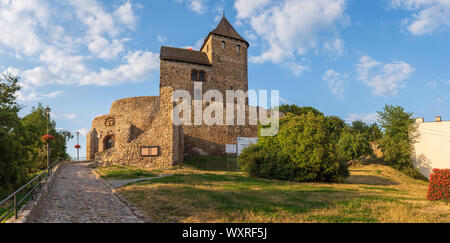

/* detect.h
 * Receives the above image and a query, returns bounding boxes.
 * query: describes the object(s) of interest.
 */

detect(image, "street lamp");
[45,107,51,169]
[76,131,80,161]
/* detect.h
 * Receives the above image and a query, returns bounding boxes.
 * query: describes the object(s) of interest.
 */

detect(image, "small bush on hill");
[239,113,349,183]
[427,169,450,201]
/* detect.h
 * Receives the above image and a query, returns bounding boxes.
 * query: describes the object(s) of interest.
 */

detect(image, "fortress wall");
[94,87,183,168]
[110,96,160,130]
[182,104,259,156]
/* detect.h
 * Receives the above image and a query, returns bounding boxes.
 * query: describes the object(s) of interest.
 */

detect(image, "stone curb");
[107,175,174,189]
[6,162,65,223]
[91,167,150,223]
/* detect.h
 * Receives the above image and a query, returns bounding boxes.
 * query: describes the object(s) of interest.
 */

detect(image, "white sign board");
[226,145,237,154]
[237,137,258,155]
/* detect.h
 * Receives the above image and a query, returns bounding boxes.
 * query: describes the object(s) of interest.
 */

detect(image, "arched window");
[237,45,241,53]
[221,41,225,49]
[191,70,198,81]
[199,71,206,82]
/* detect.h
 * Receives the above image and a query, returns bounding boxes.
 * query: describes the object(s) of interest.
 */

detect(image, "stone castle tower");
[87,17,258,167]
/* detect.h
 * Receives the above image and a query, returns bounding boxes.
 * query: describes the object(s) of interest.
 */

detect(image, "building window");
[199,71,206,82]
[237,45,241,53]
[191,70,198,81]
[140,146,160,157]
[221,41,225,49]
[207,45,209,52]
[192,70,206,82]
[105,119,115,127]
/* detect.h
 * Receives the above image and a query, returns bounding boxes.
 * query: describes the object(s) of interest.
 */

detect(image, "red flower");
[41,134,55,143]
[75,145,81,149]
[427,169,450,201]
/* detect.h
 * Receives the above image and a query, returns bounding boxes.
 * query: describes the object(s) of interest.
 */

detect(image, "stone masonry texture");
[87,17,258,167]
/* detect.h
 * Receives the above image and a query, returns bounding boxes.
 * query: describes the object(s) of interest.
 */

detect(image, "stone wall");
[93,87,183,168]
[86,96,160,160]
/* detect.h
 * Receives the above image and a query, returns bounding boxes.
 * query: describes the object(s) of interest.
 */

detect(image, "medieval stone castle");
[86,17,259,167]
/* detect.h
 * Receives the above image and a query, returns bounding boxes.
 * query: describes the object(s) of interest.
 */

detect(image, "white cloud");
[176,0,208,14]
[235,0,349,71]
[356,56,414,96]
[16,84,63,102]
[157,35,168,44]
[345,113,378,124]
[390,0,450,35]
[78,128,89,136]
[65,114,77,120]
[322,38,345,56]
[0,0,48,56]
[234,0,271,19]
[280,97,294,104]
[323,69,346,98]
[114,1,137,29]
[0,0,159,101]
[80,51,159,86]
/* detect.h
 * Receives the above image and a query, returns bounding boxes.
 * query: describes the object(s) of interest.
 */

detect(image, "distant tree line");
[0,74,72,198]
[239,104,425,183]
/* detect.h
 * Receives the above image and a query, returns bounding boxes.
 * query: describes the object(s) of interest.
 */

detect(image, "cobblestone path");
[32,163,143,223]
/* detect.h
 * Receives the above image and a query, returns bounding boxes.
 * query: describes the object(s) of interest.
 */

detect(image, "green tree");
[377,105,424,179]
[0,74,73,197]
[325,116,347,143]
[21,104,73,171]
[337,129,373,162]
[279,104,324,117]
[0,74,27,197]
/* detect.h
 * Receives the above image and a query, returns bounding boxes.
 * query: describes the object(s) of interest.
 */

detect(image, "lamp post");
[45,107,51,169]
[76,131,80,161]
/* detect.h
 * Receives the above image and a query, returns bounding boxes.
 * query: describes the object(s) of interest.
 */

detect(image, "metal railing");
[0,159,63,222]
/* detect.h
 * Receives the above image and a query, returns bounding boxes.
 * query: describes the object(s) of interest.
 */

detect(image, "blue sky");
[1,0,450,158]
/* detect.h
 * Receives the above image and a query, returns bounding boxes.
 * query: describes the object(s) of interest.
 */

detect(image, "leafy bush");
[239,113,349,183]
[427,169,450,201]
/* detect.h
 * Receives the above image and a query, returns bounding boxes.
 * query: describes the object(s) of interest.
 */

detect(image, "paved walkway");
[107,175,173,189]
[32,163,143,223]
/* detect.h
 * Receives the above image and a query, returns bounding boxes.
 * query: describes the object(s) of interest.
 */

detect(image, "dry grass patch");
[116,163,450,223]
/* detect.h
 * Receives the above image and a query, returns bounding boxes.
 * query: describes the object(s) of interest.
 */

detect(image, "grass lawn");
[110,159,450,223]
[95,166,158,180]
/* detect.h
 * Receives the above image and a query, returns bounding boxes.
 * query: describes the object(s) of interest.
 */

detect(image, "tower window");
[221,41,225,49]
[237,45,241,53]
[199,71,206,82]
[191,70,198,81]
[191,70,206,82]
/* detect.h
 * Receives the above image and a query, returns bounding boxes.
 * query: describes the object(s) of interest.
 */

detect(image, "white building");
[414,116,450,177]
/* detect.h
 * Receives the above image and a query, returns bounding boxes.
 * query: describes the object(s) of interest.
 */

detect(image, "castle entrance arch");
[104,135,115,151]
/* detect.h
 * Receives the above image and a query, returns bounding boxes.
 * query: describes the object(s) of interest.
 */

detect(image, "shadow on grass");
[125,173,402,223]
[183,156,240,172]
[345,175,399,186]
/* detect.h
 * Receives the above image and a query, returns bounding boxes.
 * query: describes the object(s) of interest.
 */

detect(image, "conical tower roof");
[211,17,248,45]
[201,17,249,50]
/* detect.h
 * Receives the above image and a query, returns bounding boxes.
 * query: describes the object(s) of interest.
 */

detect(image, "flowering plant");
[41,135,55,143]
[75,145,81,149]
[427,169,450,201]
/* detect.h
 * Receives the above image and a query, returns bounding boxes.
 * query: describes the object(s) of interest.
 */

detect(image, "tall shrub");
[239,113,349,183]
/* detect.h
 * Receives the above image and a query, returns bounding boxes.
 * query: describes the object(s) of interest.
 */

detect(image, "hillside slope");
[112,163,450,223]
